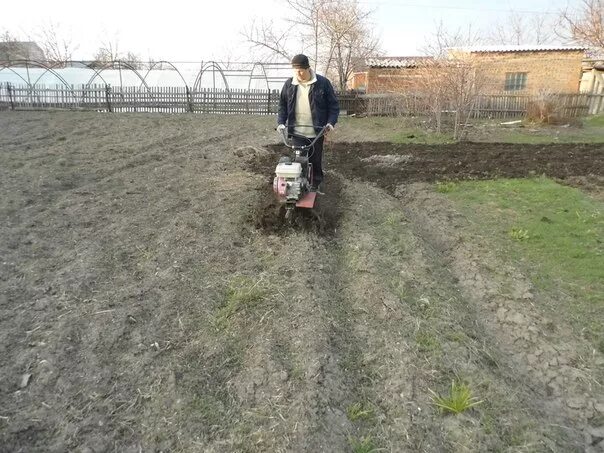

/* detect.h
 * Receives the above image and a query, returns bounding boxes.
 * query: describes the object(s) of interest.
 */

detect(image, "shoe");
[311,182,325,195]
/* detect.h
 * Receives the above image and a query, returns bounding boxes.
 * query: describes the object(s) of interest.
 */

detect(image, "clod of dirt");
[19,373,32,389]
[234,146,270,159]
[361,154,413,166]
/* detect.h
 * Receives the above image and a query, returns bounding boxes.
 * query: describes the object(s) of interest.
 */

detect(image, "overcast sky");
[1,0,576,62]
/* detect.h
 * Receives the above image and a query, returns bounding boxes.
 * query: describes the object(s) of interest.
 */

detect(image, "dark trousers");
[292,135,324,187]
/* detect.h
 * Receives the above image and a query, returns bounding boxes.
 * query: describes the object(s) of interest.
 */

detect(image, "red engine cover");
[273,176,287,197]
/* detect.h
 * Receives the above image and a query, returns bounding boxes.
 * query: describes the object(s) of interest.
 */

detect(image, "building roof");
[365,56,432,68]
[456,45,586,53]
[0,41,45,61]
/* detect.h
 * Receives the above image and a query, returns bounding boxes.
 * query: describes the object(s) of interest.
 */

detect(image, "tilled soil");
[1,112,603,453]
[266,141,604,192]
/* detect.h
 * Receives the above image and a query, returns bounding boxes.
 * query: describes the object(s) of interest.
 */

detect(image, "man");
[277,54,339,192]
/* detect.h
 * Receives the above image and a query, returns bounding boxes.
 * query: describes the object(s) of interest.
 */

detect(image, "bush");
[526,89,563,124]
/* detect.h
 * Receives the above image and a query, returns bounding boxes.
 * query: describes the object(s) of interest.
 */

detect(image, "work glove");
[277,124,286,132]
[325,123,334,132]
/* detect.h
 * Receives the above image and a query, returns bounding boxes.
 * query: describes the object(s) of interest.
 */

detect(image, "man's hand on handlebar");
[325,123,334,132]
[277,124,286,133]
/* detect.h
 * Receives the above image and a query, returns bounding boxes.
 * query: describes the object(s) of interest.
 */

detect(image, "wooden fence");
[1,83,603,117]
[0,84,281,114]
[354,92,603,118]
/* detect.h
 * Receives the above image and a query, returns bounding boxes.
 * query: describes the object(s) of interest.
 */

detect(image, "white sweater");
[293,71,317,137]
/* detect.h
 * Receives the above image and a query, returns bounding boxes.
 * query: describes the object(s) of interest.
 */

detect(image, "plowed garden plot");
[1,112,603,453]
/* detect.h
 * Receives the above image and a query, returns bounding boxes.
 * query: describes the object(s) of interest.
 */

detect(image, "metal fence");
[1,83,603,117]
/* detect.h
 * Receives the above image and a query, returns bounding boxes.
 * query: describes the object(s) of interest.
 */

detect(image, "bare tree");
[319,0,381,90]
[94,40,120,62]
[242,0,381,88]
[242,19,291,62]
[418,22,486,140]
[36,22,78,65]
[286,0,325,67]
[124,52,143,69]
[488,11,556,45]
[559,0,604,48]
[1,30,18,43]
[421,21,482,58]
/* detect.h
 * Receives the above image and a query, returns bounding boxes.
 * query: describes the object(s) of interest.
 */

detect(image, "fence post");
[267,89,271,115]
[186,86,194,113]
[7,83,15,110]
[105,84,113,112]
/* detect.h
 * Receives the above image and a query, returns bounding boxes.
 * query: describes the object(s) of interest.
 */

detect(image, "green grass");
[583,114,604,128]
[347,402,376,422]
[391,128,454,144]
[508,227,530,241]
[337,115,604,144]
[215,276,268,328]
[476,115,604,144]
[349,436,379,453]
[416,330,441,353]
[429,380,483,414]
[435,181,458,193]
[442,177,604,349]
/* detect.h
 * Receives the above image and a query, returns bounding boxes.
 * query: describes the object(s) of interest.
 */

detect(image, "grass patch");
[391,128,454,144]
[444,177,604,349]
[466,116,604,143]
[435,181,458,193]
[583,114,604,128]
[508,227,530,241]
[215,276,268,328]
[429,380,483,415]
[347,401,375,422]
[349,435,379,453]
[416,330,441,353]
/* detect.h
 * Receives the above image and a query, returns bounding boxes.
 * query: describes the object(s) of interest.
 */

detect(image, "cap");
[291,54,310,69]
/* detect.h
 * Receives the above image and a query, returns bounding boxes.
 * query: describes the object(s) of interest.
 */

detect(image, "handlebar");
[278,125,329,151]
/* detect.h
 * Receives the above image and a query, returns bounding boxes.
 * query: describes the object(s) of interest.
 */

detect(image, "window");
[504,72,527,91]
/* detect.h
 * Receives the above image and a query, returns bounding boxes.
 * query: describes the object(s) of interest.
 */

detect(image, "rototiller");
[273,125,328,220]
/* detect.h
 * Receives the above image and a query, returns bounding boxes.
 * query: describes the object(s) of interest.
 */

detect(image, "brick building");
[348,57,432,93]
[352,46,586,95]
[459,45,586,94]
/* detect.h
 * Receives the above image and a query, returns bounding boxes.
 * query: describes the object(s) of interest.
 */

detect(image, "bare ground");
[1,112,603,452]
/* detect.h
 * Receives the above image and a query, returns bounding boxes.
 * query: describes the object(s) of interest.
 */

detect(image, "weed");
[416,331,441,353]
[349,436,379,453]
[435,181,458,193]
[347,402,375,422]
[508,227,530,241]
[290,365,305,381]
[187,394,226,426]
[383,211,406,227]
[429,380,483,414]
[390,281,406,303]
[215,276,267,328]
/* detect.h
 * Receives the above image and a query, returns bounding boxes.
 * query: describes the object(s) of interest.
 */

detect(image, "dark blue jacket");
[277,73,340,133]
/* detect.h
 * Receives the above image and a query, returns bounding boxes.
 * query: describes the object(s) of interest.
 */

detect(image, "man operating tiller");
[277,54,340,194]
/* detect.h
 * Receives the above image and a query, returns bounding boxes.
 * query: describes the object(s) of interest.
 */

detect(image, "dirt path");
[1,112,603,452]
